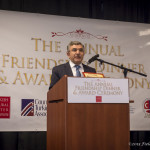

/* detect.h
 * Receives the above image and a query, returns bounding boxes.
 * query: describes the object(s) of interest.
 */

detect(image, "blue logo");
[21,99,34,116]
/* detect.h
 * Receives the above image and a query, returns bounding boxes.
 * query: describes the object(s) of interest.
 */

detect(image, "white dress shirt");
[69,61,84,77]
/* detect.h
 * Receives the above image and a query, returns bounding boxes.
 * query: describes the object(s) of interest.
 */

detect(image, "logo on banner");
[0,96,10,119]
[96,96,102,102]
[21,99,47,117]
[21,99,34,116]
[143,98,150,118]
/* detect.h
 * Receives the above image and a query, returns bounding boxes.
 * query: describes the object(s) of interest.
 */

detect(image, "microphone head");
[87,54,99,64]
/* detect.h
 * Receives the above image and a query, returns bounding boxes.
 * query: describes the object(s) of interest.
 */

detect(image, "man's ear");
[67,51,70,56]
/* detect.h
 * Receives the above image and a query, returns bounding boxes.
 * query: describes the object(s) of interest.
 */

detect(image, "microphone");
[87,54,99,64]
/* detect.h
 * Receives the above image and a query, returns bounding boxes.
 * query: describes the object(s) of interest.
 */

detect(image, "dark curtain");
[0,0,150,23]
[0,132,46,150]
[0,131,150,150]
[0,0,150,150]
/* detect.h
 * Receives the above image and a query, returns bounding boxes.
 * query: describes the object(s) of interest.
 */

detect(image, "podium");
[47,75,130,150]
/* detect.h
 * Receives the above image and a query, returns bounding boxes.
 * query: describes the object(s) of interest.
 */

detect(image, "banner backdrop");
[0,10,150,131]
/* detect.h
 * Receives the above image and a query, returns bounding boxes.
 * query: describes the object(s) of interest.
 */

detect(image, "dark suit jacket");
[49,62,96,89]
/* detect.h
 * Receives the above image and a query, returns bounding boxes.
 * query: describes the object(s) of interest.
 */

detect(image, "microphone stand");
[96,58,147,78]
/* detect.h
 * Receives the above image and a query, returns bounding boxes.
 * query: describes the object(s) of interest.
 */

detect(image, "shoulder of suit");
[83,63,96,71]
[52,62,69,69]
[83,63,94,69]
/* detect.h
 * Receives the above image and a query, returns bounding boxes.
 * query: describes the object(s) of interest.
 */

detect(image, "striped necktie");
[75,65,81,77]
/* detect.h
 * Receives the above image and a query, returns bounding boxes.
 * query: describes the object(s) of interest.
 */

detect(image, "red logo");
[0,97,10,118]
[144,99,150,113]
[96,96,102,103]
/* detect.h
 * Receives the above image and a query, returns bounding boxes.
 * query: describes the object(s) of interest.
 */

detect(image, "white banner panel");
[68,77,129,103]
[0,10,150,131]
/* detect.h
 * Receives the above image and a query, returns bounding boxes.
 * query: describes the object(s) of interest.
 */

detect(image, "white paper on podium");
[68,77,129,103]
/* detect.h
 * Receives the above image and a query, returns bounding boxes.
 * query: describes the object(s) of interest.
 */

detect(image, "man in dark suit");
[49,41,96,89]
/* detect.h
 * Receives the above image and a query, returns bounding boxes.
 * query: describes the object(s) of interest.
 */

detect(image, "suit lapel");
[64,62,73,76]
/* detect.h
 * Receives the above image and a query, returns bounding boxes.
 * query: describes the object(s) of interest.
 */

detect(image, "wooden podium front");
[47,76,130,150]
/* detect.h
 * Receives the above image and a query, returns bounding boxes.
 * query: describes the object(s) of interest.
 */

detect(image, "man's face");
[67,44,85,65]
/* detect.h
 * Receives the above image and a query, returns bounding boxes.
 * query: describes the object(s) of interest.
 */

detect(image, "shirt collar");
[69,60,83,69]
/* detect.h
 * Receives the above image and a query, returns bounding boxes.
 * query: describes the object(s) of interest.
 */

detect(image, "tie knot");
[75,65,81,69]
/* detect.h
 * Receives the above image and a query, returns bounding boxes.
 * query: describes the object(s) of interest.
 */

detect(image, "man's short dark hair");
[67,41,84,52]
